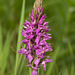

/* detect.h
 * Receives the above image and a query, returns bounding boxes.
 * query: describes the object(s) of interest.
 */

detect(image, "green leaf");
[1,32,11,75]
[0,24,2,54]
[14,0,26,75]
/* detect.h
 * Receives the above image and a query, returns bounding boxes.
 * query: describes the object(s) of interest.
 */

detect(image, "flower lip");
[18,48,27,54]
[32,70,37,75]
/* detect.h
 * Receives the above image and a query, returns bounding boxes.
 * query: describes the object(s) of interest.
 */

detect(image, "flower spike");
[18,0,53,75]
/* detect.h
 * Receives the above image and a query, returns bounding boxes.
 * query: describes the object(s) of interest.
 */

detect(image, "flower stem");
[38,68,39,75]
[29,67,32,75]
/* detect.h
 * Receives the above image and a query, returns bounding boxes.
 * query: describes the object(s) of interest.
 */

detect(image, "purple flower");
[34,58,40,67]
[41,59,53,71]
[43,22,49,26]
[32,70,37,75]
[18,48,27,54]
[18,1,53,75]
[27,54,33,63]
[35,36,40,46]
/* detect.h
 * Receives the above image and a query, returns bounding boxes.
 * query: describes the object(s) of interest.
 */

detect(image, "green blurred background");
[0,0,75,75]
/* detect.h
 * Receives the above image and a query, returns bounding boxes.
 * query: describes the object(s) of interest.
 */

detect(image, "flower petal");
[27,54,33,63]
[34,58,40,67]
[32,70,37,75]
[43,64,46,71]
[18,48,27,54]
[35,36,40,46]
[43,22,49,26]
[44,59,53,63]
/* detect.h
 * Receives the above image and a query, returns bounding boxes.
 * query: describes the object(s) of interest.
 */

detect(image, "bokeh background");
[0,0,75,75]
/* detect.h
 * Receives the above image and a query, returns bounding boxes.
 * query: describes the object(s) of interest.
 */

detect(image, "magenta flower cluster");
[18,7,53,75]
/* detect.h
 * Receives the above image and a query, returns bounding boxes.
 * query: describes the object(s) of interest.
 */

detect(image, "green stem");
[29,67,32,75]
[38,68,39,75]
[32,51,45,66]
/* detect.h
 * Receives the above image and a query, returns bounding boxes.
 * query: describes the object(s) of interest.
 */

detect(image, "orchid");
[18,0,53,75]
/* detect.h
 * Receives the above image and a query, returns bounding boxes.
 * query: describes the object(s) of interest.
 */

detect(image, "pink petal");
[32,70,37,75]
[18,48,27,54]
[34,58,40,67]
[43,22,49,26]
[43,64,46,71]
[35,36,40,45]
[27,54,33,63]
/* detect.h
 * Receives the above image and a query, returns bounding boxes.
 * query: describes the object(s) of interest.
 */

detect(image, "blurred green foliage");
[0,0,75,75]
